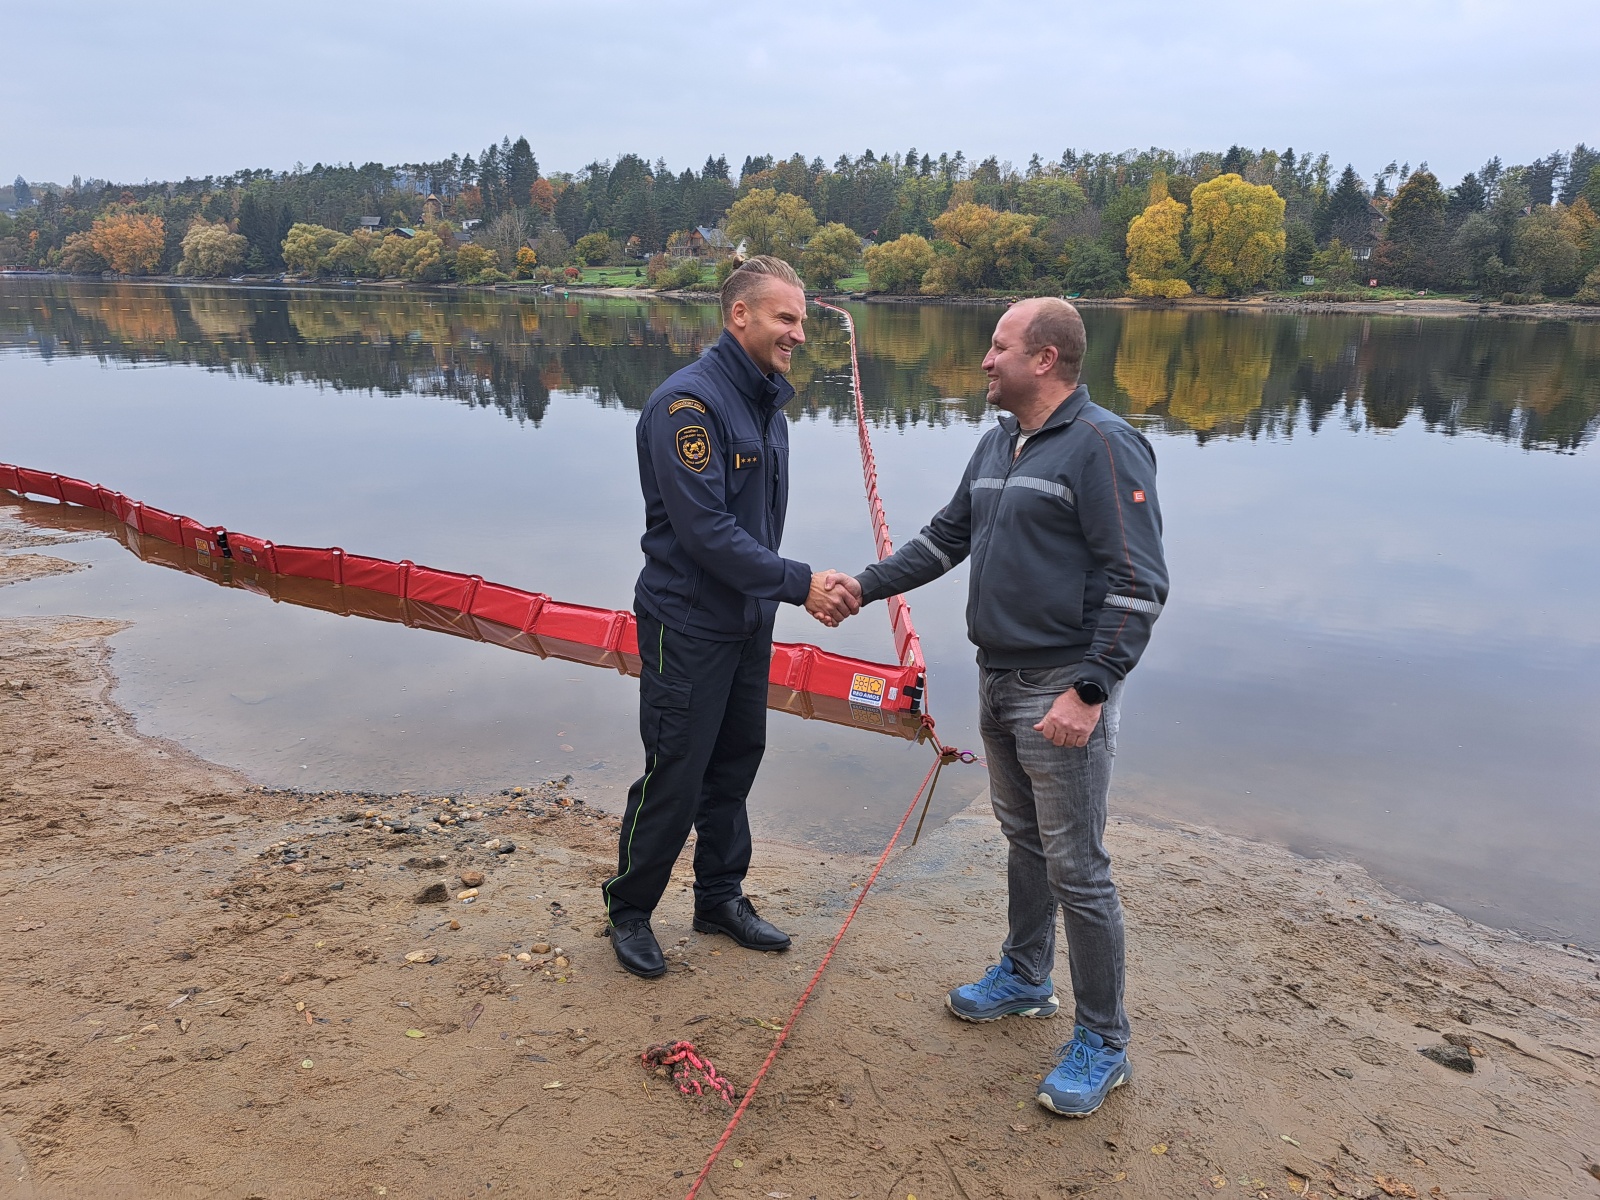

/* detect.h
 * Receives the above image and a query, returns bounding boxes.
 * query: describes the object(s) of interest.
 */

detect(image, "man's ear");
[729,299,748,329]
[1035,345,1060,376]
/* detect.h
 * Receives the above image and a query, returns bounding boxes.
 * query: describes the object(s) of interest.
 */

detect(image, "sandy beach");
[3,534,1598,1200]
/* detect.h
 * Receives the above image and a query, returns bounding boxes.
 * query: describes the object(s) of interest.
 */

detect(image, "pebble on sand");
[459,870,486,888]
[413,881,450,904]
[1419,1044,1475,1073]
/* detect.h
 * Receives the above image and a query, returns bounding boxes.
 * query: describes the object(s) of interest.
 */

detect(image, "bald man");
[824,299,1168,1118]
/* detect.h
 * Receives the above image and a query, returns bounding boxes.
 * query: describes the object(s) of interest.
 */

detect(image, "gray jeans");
[979,665,1129,1049]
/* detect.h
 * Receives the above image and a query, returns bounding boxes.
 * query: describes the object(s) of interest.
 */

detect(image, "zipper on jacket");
[763,403,776,545]
[968,425,1023,622]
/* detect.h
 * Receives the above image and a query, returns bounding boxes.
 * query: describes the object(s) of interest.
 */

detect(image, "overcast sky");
[5,0,1596,188]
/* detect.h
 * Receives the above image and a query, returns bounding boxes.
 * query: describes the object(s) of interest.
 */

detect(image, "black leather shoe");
[610,918,666,978]
[693,897,792,952]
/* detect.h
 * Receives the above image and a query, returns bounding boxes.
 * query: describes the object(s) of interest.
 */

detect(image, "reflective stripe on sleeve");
[908,532,954,573]
[1105,593,1163,616]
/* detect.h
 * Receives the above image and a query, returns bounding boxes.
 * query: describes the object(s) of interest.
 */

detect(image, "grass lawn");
[577,265,650,287]
[826,269,870,294]
[1271,283,1482,302]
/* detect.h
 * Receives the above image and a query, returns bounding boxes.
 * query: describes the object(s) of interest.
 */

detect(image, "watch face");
[1074,680,1107,706]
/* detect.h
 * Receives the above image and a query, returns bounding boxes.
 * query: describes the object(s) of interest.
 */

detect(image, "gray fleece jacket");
[857,385,1168,693]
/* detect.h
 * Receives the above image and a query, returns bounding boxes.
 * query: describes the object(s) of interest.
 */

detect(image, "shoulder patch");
[675,425,712,473]
[668,396,707,416]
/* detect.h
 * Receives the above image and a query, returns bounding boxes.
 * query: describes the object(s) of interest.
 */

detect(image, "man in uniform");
[821,298,1168,1117]
[603,255,857,979]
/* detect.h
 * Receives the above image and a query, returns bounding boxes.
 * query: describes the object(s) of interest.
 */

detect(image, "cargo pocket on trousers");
[641,672,692,760]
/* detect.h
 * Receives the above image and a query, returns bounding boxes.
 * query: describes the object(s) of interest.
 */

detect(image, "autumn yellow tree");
[454,243,499,282]
[323,230,379,277]
[1125,176,1191,298]
[371,231,446,282]
[922,203,1041,294]
[281,223,342,275]
[82,212,165,275]
[177,220,248,277]
[800,222,862,290]
[723,188,818,263]
[863,234,935,294]
[1188,173,1286,296]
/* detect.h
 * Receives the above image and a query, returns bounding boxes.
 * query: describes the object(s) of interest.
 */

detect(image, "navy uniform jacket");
[634,332,811,641]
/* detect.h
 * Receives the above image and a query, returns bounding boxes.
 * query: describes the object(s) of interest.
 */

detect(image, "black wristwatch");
[1071,679,1108,706]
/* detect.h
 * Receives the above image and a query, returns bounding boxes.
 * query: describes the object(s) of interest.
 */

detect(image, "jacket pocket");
[640,671,693,760]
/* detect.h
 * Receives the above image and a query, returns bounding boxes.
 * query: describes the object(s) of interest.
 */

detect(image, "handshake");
[805,570,863,628]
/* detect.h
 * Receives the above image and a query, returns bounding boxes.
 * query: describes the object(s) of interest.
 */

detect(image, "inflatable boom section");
[1,464,926,741]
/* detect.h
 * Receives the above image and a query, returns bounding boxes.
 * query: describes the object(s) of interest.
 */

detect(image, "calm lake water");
[3,279,1598,945]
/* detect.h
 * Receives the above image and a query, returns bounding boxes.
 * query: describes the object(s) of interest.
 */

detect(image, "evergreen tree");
[1522,152,1564,208]
[238,193,273,271]
[13,176,32,207]
[1317,165,1372,248]
[1376,170,1453,287]
[1560,144,1599,205]
[1446,174,1486,225]
[478,145,503,215]
[505,137,539,208]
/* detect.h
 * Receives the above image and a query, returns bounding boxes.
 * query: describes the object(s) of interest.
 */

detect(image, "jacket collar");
[709,331,795,410]
[995,384,1090,437]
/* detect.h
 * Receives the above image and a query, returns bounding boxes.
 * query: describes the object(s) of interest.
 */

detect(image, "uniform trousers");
[601,608,772,926]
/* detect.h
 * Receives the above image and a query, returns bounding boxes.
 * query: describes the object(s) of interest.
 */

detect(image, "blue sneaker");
[1037,1026,1131,1117]
[945,956,1060,1022]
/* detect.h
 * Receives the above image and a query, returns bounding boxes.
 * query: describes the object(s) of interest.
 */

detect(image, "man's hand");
[824,571,862,605]
[806,570,860,627]
[1034,687,1102,748]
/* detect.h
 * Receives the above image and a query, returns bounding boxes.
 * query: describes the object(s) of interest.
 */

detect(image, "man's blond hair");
[720,255,803,322]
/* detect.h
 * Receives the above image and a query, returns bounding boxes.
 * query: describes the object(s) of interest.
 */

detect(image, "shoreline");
[4,534,1599,1197]
[7,269,1599,323]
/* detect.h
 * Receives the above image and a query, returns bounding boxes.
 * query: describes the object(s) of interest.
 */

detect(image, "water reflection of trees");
[1099,309,1600,451]
[2,281,1596,452]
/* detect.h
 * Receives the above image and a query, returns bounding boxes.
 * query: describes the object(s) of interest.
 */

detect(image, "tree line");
[2,139,1597,302]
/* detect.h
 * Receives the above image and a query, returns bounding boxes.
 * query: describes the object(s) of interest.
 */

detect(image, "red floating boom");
[1,462,925,724]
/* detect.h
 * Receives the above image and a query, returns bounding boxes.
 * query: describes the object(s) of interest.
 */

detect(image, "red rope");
[642,1041,739,1105]
[683,746,946,1199]
[813,300,927,679]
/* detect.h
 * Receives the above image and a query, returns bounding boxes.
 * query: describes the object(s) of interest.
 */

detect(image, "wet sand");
[3,543,1599,1199]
